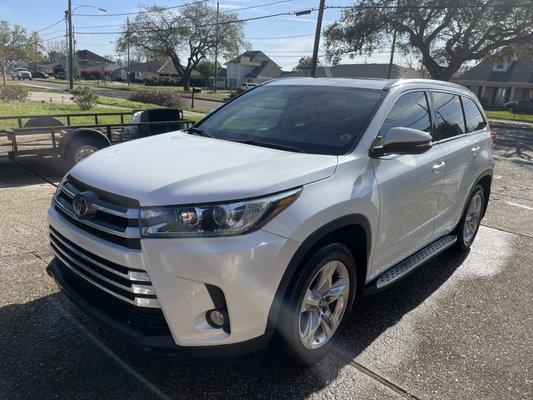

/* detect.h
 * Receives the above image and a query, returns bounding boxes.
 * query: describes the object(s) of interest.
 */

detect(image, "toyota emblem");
[72,192,97,219]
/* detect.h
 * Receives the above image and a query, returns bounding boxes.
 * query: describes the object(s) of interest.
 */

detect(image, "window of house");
[432,92,466,141]
[381,91,432,136]
[462,97,487,132]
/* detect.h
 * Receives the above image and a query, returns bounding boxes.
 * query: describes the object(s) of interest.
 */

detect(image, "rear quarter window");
[462,97,487,132]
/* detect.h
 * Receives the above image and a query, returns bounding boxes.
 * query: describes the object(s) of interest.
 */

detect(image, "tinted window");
[196,85,384,155]
[381,91,431,135]
[462,97,486,132]
[432,92,466,140]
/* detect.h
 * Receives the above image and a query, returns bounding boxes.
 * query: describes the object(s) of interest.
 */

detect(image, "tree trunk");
[182,70,191,92]
[1,62,6,85]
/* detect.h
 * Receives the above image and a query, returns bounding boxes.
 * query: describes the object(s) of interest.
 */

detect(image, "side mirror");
[373,127,432,156]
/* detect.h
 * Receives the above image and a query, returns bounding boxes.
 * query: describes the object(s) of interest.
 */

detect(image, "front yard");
[486,110,533,123]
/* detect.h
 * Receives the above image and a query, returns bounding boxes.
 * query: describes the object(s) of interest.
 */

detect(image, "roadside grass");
[486,111,533,123]
[0,100,205,132]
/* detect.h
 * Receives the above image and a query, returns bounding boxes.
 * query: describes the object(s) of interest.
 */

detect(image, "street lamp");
[66,2,107,90]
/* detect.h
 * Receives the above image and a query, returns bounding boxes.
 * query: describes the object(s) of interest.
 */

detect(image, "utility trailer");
[2,108,194,169]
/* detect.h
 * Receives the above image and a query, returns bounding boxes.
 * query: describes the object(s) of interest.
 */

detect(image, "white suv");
[47,78,494,364]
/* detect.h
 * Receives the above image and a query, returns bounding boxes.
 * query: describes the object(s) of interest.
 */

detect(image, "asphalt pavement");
[0,129,532,399]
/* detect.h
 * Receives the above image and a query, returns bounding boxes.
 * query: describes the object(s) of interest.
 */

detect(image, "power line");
[72,0,209,17]
[246,33,314,39]
[220,0,294,13]
[36,18,65,33]
[41,29,66,38]
[327,3,533,9]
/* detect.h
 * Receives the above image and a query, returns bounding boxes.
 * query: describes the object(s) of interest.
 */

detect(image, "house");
[60,49,113,75]
[454,55,533,106]
[215,68,227,88]
[282,63,420,79]
[115,60,162,82]
[225,51,282,89]
[157,60,205,86]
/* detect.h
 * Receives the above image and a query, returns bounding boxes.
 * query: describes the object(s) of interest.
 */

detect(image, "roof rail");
[384,79,467,91]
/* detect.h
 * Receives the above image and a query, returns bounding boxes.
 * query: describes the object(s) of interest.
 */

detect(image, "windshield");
[195,84,384,155]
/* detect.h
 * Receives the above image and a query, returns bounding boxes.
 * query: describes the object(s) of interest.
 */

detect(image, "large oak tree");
[117,2,246,90]
[324,1,533,81]
[0,21,41,84]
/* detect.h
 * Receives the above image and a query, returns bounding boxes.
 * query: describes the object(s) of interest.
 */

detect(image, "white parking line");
[506,201,533,211]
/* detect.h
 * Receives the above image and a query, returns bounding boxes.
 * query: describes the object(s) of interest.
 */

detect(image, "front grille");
[50,227,159,308]
[55,258,170,336]
[53,175,141,249]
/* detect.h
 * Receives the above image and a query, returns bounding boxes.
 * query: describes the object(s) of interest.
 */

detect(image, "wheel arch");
[267,214,371,331]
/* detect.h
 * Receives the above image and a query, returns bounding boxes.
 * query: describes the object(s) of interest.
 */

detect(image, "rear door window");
[462,97,487,132]
[432,92,466,141]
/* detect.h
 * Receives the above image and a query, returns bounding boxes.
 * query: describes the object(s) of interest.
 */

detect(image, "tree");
[0,20,42,84]
[292,56,316,72]
[196,59,222,87]
[117,3,246,91]
[324,1,533,81]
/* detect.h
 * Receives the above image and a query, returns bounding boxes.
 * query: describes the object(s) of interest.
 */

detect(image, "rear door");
[371,91,446,272]
[431,92,490,236]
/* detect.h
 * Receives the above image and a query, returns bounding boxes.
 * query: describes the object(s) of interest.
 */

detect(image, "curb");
[489,119,533,131]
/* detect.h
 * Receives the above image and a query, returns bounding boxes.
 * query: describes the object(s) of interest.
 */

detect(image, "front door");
[371,91,446,273]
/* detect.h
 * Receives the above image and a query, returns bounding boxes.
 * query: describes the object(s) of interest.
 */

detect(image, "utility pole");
[387,28,397,79]
[127,18,131,86]
[213,1,220,91]
[311,0,325,78]
[67,0,74,90]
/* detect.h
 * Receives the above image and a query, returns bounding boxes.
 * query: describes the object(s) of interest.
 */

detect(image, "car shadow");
[1,247,469,399]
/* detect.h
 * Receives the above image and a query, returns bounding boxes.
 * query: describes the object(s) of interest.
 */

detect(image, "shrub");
[80,70,103,80]
[144,77,179,87]
[70,86,98,110]
[129,89,180,107]
[0,85,29,102]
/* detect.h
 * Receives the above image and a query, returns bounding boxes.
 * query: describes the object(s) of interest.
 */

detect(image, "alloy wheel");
[464,192,483,244]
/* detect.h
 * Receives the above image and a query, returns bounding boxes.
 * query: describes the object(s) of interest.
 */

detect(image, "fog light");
[207,309,226,328]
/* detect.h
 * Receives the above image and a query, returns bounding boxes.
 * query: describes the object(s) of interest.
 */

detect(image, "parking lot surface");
[1,127,532,399]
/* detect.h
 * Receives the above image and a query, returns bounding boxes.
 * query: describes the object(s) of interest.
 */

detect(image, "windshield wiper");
[234,139,304,153]
[188,127,214,138]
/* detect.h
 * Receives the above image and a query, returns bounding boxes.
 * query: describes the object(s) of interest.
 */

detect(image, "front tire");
[277,243,356,365]
[456,185,485,250]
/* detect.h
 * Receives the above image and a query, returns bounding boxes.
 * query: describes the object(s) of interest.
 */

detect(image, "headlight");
[52,175,68,205]
[140,188,301,238]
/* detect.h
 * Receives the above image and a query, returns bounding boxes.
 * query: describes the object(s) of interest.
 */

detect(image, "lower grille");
[50,227,158,308]
[55,259,170,336]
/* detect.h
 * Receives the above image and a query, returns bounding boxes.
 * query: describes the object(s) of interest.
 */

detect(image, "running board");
[363,235,457,296]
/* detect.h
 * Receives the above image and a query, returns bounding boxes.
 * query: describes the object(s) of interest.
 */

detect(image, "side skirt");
[363,234,458,296]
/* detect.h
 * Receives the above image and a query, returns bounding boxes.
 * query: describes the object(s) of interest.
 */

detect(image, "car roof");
[265,77,470,93]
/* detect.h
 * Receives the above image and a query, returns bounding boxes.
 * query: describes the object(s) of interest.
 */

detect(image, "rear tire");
[277,242,356,366]
[63,136,108,170]
[455,185,485,250]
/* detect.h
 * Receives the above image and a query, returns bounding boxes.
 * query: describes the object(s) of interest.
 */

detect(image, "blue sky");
[0,0,392,70]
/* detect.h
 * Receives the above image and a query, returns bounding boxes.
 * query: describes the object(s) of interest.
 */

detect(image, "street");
[0,126,531,399]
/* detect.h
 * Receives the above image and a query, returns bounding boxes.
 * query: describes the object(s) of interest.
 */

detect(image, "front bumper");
[48,206,300,352]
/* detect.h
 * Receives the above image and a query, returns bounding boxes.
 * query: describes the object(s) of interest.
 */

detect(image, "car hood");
[70,131,338,206]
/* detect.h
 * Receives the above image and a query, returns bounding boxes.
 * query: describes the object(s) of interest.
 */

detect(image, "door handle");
[432,161,445,172]
[471,146,480,152]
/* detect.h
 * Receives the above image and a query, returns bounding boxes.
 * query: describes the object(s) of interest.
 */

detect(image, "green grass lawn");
[486,110,533,124]
[0,99,205,132]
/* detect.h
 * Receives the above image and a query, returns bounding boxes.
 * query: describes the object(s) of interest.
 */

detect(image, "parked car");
[241,82,258,90]
[47,78,494,365]
[504,98,533,114]
[54,71,67,80]
[31,71,49,79]
[10,68,32,80]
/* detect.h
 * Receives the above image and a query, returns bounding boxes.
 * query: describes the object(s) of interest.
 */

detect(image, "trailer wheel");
[63,136,108,169]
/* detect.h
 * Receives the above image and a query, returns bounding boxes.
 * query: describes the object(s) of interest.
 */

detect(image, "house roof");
[125,60,164,73]
[157,60,203,78]
[227,50,275,66]
[456,55,533,84]
[245,60,282,79]
[76,49,113,64]
[281,63,419,79]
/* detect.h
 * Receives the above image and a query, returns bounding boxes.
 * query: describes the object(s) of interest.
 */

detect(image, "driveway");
[0,130,531,399]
